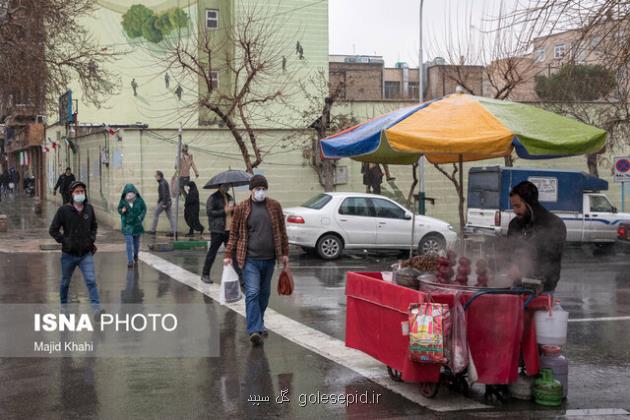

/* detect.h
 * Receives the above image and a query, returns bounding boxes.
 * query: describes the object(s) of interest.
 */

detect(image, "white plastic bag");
[449,294,469,374]
[220,264,242,304]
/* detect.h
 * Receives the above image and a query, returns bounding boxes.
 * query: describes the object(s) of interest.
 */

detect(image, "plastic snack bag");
[408,302,451,364]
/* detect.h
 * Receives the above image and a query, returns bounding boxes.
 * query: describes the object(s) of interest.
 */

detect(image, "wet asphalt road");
[0,252,438,420]
[159,245,630,412]
[1,197,629,418]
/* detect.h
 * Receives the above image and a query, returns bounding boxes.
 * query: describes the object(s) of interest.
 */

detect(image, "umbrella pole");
[409,194,417,258]
[459,154,465,254]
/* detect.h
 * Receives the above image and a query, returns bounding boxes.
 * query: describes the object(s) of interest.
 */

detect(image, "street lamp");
[418,0,426,216]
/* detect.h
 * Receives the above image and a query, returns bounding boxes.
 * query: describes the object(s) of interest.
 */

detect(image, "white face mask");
[253,189,267,202]
[73,194,86,203]
[125,192,136,201]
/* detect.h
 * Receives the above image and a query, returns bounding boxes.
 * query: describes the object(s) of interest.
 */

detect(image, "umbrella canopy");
[203,169,252,189]
[321,93,607,164]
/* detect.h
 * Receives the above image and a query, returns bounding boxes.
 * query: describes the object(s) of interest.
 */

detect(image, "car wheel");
[418,234,446,255]
[317,234,344,260]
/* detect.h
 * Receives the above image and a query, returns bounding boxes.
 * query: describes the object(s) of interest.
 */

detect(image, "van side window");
[590,196,614,213]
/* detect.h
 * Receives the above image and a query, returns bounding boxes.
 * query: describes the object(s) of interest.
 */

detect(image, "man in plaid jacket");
[224,175,289,345]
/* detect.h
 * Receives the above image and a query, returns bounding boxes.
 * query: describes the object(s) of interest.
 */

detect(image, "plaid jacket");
[225,198,289,268]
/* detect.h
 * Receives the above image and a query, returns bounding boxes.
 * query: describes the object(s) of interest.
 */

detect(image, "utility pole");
[418,0,426,216]
[174,122,182,240]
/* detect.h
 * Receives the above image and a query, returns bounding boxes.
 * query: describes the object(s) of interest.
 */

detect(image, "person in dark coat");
[201,184,234,283]
[48,181,103,314]
[148,170,175,236]
[184,181,204,237]
[367,163,383,195]
[53,167,76,203]
[507,181,567,292]
[117,184,147,267]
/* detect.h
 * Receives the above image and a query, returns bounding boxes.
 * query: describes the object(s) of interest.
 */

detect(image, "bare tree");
[508,0,630,175]
[164,3,288,173]
[434,162,466,238]
[0,0,120,117]
[293,70,358,191]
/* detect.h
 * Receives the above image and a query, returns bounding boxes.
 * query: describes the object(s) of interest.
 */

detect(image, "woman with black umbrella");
[184,181,204,237]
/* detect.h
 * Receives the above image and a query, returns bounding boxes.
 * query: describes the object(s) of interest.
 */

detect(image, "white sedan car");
[284,192,458,260]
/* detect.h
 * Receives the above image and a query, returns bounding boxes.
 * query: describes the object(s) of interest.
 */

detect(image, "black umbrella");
[203,170,252,189]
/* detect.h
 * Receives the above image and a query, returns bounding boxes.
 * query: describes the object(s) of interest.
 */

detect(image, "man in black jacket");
[48,181,102,309]
[53,167,76,204]
[201,184,234,283]
[507,181,567,292]
[147,170,175,236]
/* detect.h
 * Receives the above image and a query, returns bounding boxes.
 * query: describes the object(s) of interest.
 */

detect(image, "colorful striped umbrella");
[320,93,607,164]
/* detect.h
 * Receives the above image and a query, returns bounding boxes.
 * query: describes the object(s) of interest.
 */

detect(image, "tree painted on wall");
[121,4,188,44]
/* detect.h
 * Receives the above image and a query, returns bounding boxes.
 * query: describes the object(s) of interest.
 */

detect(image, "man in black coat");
[201,184,234,283]
[49,181,103,312]
[507,181,567,292]
[147,170,175,237]
[53,167,76,203]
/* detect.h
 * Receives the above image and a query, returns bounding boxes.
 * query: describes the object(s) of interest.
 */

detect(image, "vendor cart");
[345,271,548,399]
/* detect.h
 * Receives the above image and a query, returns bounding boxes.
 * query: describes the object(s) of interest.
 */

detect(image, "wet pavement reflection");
[157,245,630,413]
[0,252,435,419]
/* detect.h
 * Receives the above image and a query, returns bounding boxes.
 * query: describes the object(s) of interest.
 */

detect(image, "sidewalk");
[0,194,124,253]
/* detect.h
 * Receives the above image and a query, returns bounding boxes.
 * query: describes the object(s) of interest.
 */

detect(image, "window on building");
[408,82,419,99]
[534,48,545,63]
[554,43,565,59]
[209,71,219,89]
[206,9,219,29]
[384,81,400,99]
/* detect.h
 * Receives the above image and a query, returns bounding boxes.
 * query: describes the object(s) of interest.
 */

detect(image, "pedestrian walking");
[164,72,170,89]
[0,169,7,200]
[53,167,76,203]
[224,175,289,346]
[8,167,19,193]
[147,170,175,237]
[201,184,234,283]
[178,144,199,198]
[367,163,383,194]
[117,184,147,267]
[183,181,204,237]
[48,181,103,316]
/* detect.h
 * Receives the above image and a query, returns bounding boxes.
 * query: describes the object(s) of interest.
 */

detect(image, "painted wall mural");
[121,4,189,44]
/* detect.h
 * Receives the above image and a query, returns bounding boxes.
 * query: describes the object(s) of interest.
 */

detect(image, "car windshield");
[301,194,332,210]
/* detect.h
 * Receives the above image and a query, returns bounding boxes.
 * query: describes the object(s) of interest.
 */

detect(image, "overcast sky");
[329,0,520,67]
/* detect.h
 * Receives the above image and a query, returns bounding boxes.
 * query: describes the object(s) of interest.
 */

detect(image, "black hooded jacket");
[49,199,98,257]
[507,201,567,291]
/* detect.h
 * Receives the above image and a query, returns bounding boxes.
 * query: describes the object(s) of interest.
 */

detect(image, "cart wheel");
[387,366,403,382]
[419,382,439,398]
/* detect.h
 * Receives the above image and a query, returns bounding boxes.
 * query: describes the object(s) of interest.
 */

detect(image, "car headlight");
[448,225,455,231]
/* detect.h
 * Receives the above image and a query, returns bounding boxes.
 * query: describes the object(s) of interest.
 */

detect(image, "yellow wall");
[44,124,630,231]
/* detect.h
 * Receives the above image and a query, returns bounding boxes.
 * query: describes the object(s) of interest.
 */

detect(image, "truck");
[465,166,630,246]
